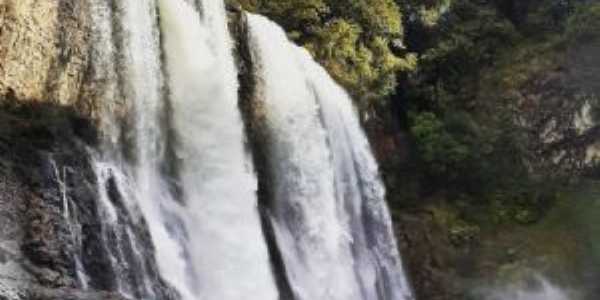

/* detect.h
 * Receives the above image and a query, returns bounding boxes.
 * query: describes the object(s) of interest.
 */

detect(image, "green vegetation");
[238,0,416,108]
[566,2,600,44]
[234,0,600,207]
[401,0,535,199]
[234,0,600,205]
[233,0,600,297]
[396,0,600,206]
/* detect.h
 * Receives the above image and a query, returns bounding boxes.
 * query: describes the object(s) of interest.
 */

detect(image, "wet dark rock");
[28,286,129,300]
[0,282,128,300]
[0,101,176,300]
[0,101,97,293]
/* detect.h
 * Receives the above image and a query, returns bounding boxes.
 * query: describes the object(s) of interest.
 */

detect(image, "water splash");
[484,277,572,300]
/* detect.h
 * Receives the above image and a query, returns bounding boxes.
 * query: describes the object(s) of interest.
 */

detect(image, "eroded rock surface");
[0,0,98,116]
[0,101,174,299]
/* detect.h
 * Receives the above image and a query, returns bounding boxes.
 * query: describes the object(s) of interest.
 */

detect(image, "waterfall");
[302,43,414,300]
[77,0,412,299]
[246,14,361,300]
[86,0,190,298]
[157,0,279,299]
[115,0,192,298]
[92,161,157,298]
[247,14,414,300]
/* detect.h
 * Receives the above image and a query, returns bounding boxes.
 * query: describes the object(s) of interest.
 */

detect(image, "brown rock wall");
[0,0,94,115]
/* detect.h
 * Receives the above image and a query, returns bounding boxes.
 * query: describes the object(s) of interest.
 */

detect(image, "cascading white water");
[93,157,171,299]
[93,161,131,296]
[247,14,414,300]
[301,47,414,300]
[87,0,191,298]
[157,0,279,299]
[85,0,279,298]
[247,14,362,300]
[83,0,413,299]
[115,0,194,298]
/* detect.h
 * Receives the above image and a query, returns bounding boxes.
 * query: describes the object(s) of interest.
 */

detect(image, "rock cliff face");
[0,0,99,117]
[0,102,173,300]
[1,1,93,297]
[0,102,122,299]
[0,1,170,299]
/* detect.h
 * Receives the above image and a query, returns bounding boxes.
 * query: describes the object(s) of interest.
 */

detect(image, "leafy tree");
[410,112,469,178]
[400,0,559,199]
[237,0,416,108]
[566,2,600,44]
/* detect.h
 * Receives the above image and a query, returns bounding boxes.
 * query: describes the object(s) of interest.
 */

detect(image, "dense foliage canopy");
[237,0,417,107]
[235,0,600,212]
